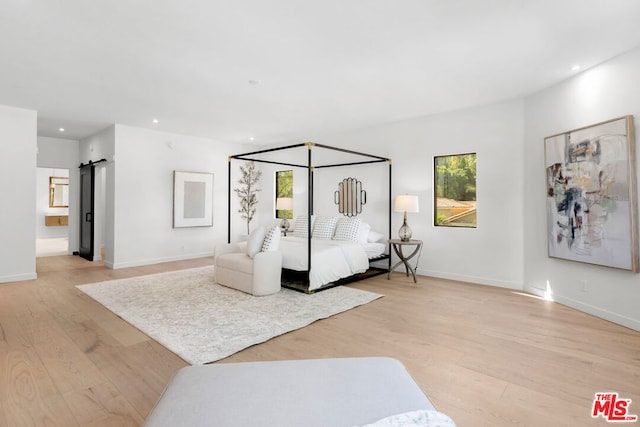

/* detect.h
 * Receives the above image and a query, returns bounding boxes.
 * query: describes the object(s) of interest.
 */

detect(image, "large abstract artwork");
[173,171,214,228]
[545,116,638,272]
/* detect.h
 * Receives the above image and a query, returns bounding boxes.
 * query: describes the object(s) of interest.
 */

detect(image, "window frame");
[433,152,477,228]
[274,170,293,220]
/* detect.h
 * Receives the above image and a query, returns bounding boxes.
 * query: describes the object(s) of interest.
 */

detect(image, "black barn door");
[79,164,95,261]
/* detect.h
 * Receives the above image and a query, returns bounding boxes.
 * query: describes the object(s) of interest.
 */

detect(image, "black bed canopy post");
[388,160,392,271]
[227,157,232,244]
[306,142,313,287]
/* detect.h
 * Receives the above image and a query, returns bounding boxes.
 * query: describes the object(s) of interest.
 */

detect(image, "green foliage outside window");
[275,170,293,219]
[434,153,477,227]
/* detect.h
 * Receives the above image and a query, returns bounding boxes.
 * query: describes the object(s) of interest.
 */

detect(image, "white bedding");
[364,242,386,258]
[280,236,370,290]
[358,409,456,427]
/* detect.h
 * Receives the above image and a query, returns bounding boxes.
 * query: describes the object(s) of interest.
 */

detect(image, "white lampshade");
[394,195,419,213]
[276,197,293,210]
[276,197,293,231]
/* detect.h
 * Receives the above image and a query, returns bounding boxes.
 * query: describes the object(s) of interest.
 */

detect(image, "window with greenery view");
[434,153,476,227]
[275,170,293,219]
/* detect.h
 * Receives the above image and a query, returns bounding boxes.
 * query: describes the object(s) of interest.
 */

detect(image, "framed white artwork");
[173,171,214,228]
[545,116,638,272]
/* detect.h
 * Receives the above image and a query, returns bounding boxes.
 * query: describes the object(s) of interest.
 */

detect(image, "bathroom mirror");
[49,176,69,208]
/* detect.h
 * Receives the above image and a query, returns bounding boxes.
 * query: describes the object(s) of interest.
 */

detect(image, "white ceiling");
[2,0,640,144]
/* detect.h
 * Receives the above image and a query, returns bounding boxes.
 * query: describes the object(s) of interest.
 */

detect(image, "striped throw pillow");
[261,226,281,251]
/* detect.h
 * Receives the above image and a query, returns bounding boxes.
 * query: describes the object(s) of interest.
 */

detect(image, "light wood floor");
[1,256,639,426]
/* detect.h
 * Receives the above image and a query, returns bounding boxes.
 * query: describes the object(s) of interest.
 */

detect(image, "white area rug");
[77,266,382,365]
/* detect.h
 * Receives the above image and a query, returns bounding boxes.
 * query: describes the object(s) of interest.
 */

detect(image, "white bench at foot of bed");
[143,357,452,427]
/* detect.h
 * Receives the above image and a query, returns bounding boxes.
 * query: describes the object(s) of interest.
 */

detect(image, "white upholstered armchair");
[214,227,282,296]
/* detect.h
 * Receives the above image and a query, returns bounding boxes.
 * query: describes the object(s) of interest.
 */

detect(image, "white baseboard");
[0,272,38,284]
[417,270,640,332]
[110,252,214,270]
[417,268,523,290]
[524,285,640,332]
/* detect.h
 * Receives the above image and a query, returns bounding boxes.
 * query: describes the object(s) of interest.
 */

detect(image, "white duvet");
[280,236,370,290]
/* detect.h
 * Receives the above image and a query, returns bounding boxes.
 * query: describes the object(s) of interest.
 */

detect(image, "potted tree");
[234,161,262,234]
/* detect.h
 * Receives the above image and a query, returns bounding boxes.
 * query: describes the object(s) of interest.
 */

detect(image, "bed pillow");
[246,227,266,258]
[292,215,316,238]
[367,230,385,243]
[312,216,338,239]
[333,217,361,241]
[356,221,371,244]
[261,226,281,251]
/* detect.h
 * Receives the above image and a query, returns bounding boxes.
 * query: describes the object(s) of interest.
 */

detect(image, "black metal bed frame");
[228,142,392,292]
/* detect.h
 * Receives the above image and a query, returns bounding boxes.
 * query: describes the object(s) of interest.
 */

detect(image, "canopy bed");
[227,142,392,292]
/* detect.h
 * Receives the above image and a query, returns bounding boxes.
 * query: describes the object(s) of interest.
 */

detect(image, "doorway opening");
[36,167,70,257]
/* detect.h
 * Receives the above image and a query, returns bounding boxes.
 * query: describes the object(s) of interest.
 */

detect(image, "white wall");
[310,99,526,289]
[524,47,640,331]
[37,136,80,249]
[110,125,249,268]
[0,105,37,283]
[245,146,386,233]
[80,125,115,264]
[231,158,284,236]
[93,165,107,261]
[250,161,296,233]
[245,144,392,240]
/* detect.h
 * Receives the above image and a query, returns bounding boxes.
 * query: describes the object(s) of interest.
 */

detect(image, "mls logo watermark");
[592,392,638,422]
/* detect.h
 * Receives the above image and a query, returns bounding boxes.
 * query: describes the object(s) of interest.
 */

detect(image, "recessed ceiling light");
[58,127,65,132]
[249,137,255,141]
[153,118,159,124]
[571,65,581,71]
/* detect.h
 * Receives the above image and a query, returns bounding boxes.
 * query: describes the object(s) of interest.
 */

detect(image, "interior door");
[79,164,94,261]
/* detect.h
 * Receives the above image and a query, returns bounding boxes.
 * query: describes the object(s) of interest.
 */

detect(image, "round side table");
[387,239,423,283]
